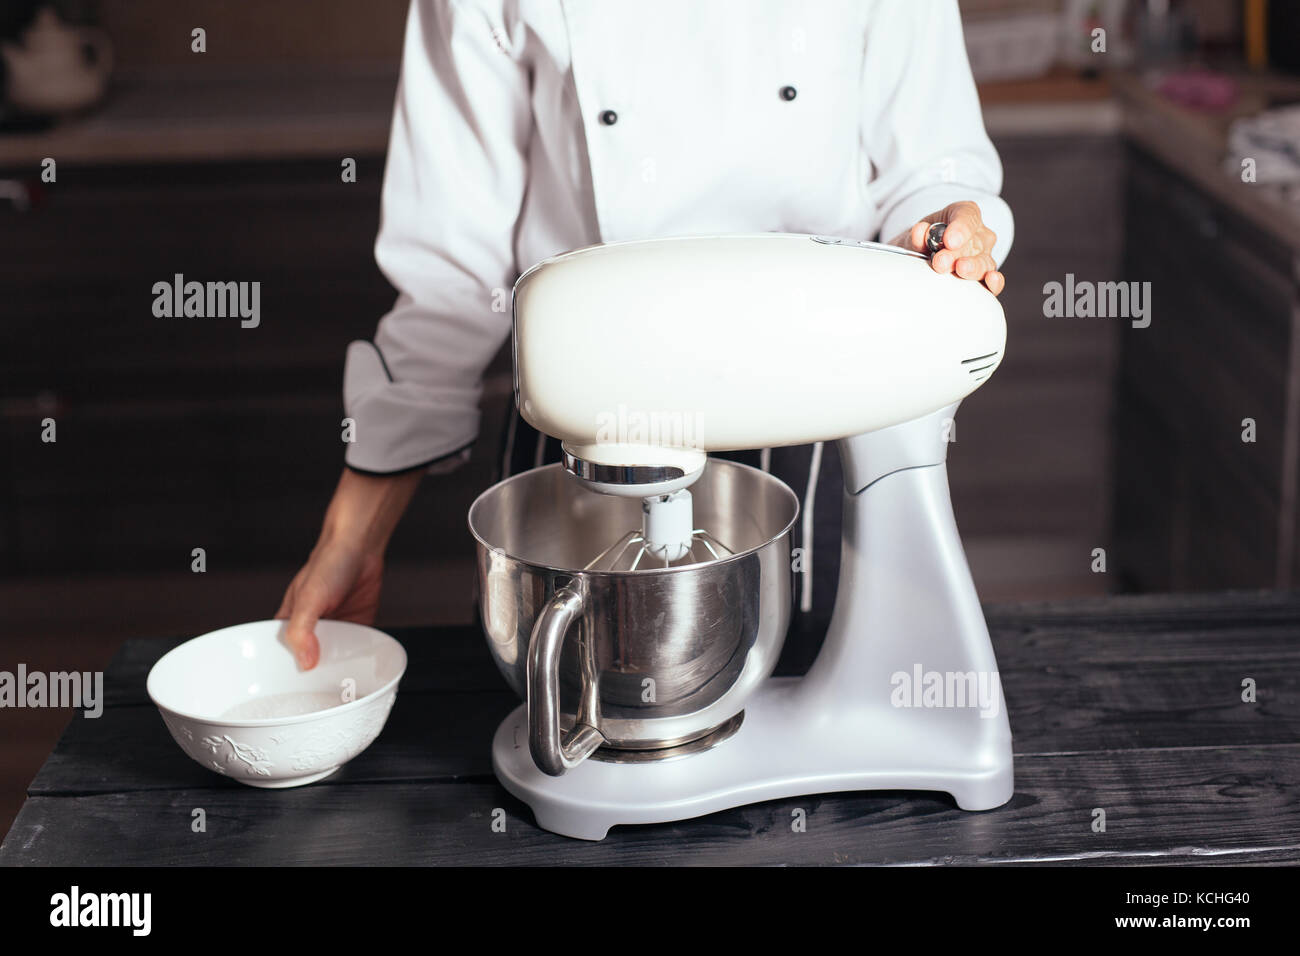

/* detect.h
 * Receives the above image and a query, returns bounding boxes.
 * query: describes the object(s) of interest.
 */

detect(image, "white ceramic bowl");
[147,620,407,788]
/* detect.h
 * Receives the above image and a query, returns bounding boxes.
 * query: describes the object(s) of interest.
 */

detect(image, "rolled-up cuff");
[341,339,480,476]
[878,187,1014,268]
[344,443,473,478]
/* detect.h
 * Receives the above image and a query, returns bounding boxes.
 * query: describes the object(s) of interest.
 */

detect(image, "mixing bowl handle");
[527,583,605,775]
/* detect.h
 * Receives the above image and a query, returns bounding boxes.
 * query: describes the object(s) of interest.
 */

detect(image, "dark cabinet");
[949,133,1123,599]
[1114,144,1300,590]
[0,159,498,575]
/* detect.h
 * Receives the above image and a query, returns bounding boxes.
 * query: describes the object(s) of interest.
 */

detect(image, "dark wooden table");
[3,591,1299,865]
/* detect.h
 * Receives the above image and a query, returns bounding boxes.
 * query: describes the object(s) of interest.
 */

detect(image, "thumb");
[273,582,295,622]
[284,593,324,671]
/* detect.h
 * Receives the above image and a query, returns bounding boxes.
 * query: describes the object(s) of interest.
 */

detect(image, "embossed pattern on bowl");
[146,620,406,788]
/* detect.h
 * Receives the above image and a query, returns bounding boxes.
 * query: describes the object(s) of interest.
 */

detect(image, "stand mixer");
[468,233,1014,840]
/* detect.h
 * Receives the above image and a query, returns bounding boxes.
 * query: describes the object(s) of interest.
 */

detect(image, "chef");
[277,0,1013,670]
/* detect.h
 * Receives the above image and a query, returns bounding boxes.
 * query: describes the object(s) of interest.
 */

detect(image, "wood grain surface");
[3,591,1298,865]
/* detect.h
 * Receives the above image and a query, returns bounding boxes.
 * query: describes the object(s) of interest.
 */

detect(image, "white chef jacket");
[343,0,1014,475]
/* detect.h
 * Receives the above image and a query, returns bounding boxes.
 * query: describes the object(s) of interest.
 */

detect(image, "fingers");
[908,220,932,253]
[930,247,957,273]
[921,202,1001,295]
[954,251,996,281]
[273,577,298,621]
[885,222,926,251]
[284,592,324,671]
[932,245,1004,296]
[938,201,983,251]
[931,246,989,275]
[891,202,1005,296]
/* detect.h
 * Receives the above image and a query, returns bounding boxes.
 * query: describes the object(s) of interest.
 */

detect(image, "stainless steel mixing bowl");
[468,460,798,775]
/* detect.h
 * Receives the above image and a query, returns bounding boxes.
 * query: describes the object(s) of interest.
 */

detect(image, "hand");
[889,200,1005,297]
[275,536,385,670]
[275,467,423,669]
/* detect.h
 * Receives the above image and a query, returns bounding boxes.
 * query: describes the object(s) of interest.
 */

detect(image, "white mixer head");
[512,233,1007,565]
[513,233,1006,483]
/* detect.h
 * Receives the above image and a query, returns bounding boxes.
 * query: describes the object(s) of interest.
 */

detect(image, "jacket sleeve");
[861,0,1014,267]
[343,0,531,475]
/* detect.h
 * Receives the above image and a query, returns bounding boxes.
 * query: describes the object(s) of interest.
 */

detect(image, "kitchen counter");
[0,64,1126,168]
[1112,70,1300,253]
[0,65,397,167]
[980,68,1121,137]
[2,590,1299,865]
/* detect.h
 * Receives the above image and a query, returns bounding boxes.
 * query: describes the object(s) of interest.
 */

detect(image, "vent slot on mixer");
[961,351,1000,382]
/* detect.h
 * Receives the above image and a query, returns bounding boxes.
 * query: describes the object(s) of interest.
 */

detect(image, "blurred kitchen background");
[3,0,1300,835]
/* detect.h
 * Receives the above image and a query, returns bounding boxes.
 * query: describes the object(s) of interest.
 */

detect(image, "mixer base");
[492,406,1016,841]
[492,677,1014,841]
